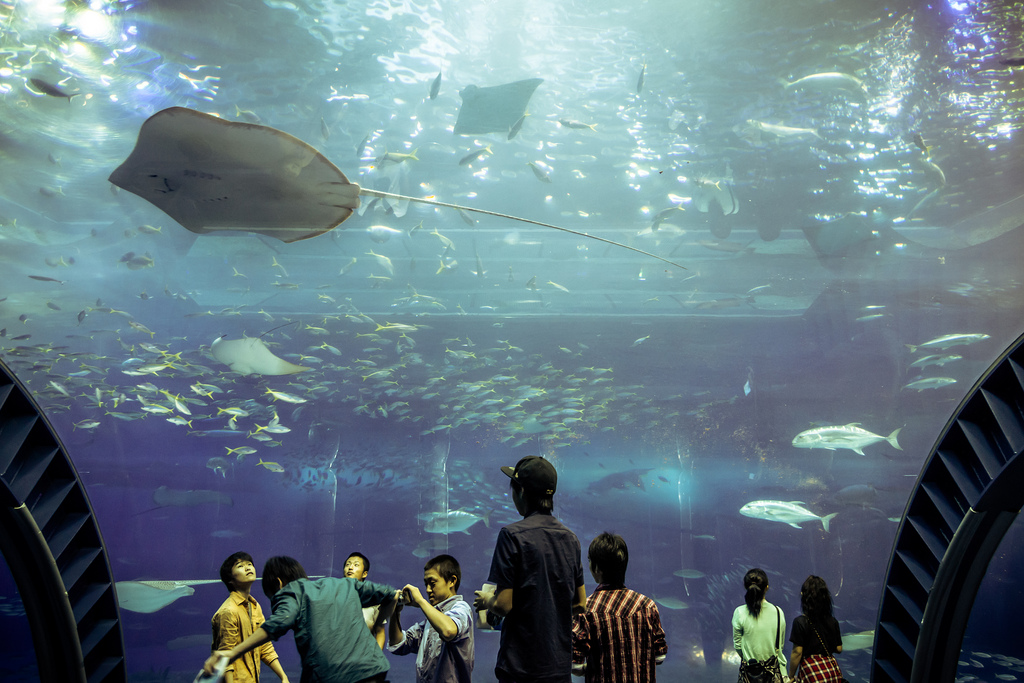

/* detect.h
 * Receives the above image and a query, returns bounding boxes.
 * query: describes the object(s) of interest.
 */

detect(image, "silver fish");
[792,423,901,455]
[785,71,866,92]
[740,500,838,531]
[906,333,989,352]
[903,377,957,392]
[747,119,822,140]
[909,354,962,369]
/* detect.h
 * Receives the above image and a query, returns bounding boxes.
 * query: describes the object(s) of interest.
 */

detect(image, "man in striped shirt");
[571,533,667,683]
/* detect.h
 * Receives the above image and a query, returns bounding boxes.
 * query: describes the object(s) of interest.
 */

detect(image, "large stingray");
[115,579,220,613]
[211,335,310,376]
[453,78,543,135]
[108,107,683,268]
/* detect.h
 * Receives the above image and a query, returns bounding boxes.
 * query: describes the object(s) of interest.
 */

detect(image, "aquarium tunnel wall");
[1,0,1024,682]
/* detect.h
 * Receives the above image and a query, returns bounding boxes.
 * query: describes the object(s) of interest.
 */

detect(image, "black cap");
[501,456,557,495]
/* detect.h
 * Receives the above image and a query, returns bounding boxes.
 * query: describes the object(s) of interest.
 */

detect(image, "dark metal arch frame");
[0,358,125,682]
[872,331,1024,683]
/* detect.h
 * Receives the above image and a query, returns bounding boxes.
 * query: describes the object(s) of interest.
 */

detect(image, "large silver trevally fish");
[739,500,838,532]
[792,423,902,455]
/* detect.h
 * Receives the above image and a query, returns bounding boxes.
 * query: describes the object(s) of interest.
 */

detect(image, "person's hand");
[473,590,492,611]
[204,651,229,674]
[402,584,425,607]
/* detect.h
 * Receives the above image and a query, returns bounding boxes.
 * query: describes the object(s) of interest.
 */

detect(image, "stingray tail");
[357,187,686,270]
[258,320,300,339]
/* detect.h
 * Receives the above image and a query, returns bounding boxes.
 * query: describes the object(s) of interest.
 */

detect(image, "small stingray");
[109,107,683,268]
[115,579,219,613]
[211,335,311,376]
[453,78,543,135]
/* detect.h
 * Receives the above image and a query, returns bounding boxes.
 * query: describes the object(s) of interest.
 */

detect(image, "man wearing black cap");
[474,456,587,683]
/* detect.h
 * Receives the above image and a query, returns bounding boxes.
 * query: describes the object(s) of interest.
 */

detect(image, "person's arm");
[268,659,289,683]
[403,585,461,640]
[776,607,787,675]
[489,588,514,618]
[205,627,272,674]
[472,588,504,627]
[355,578,400,648]
[732,610,744,662]
[258,639,288,683]
[371,609,387,650]
[650,603,667,665]
[388,598,405,647]
[378,589,400,623]
[571,608,588,677]
[387,602,424,656]
[572,584,587,616]
[357,579,402,612]
[788,645,803,679]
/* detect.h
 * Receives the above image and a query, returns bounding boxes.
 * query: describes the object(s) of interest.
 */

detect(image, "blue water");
[2,0,1024,681]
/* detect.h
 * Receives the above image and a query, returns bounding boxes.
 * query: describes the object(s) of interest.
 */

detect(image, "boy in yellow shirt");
[211,552,290,683]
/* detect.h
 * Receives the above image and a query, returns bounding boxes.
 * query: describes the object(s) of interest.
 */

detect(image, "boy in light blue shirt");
[388,554,474,683]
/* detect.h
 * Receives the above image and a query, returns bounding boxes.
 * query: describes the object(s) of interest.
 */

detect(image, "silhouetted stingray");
[453,78,543,135]
[586,468,652,494]
[108,107,684,268]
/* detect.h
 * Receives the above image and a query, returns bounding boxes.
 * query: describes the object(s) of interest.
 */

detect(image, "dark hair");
[219,551,254,590]
[800,575,833,623]
[424,554,461,591]
[510,478,554,513]
[588,532,628,587]
[346,552,370,574]
[743,568,769,618]
[262,556,308,598]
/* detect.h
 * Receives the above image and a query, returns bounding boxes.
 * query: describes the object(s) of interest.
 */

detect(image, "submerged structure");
[1,0,1023,681]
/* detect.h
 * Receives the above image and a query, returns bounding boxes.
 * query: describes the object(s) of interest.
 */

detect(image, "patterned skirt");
[796,654,843,683]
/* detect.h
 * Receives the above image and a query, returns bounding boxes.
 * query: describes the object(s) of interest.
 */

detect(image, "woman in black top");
[788,576,843,682]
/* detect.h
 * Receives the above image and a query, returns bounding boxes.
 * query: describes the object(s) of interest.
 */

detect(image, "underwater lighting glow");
[70,8,115,42]
[21,0,64,28]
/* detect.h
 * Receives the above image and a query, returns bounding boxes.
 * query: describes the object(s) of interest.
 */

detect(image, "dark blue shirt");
[487,512,584,683]
[261,577,396,683]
